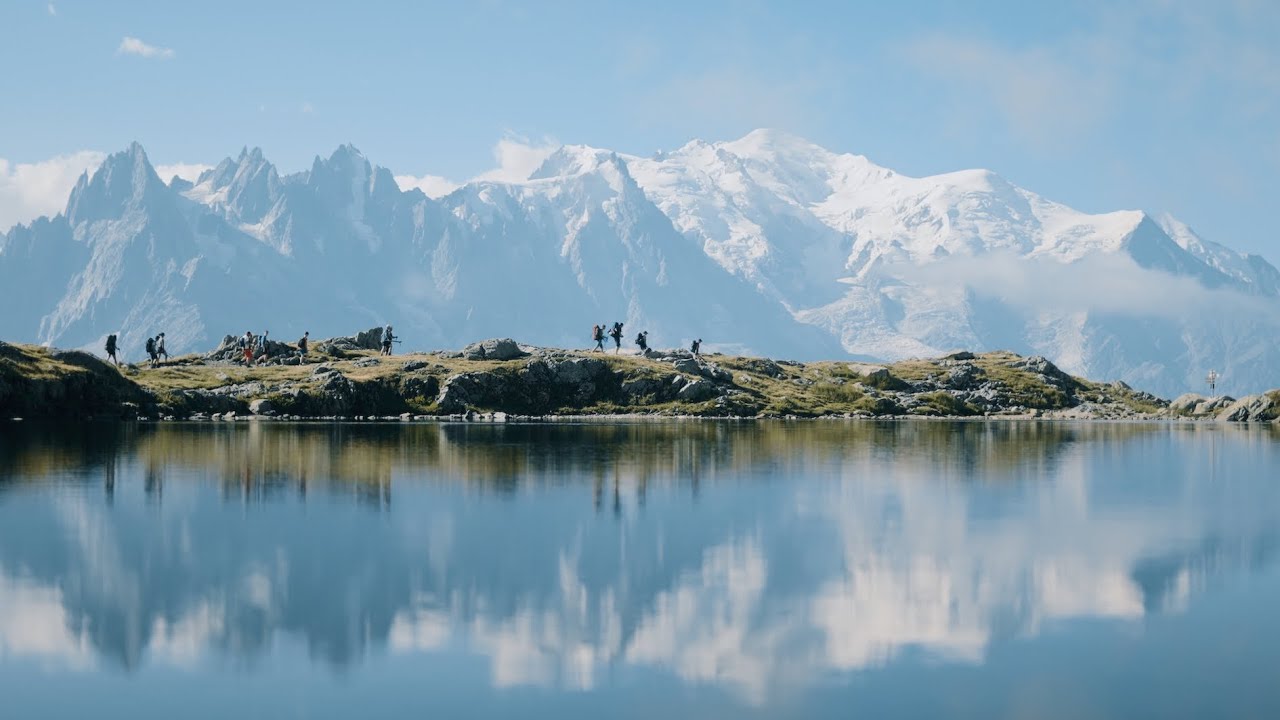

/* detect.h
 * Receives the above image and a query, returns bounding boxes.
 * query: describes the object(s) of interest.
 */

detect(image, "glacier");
[1,130,1277,398]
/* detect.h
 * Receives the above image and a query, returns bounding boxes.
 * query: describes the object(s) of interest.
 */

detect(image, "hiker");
[241,330,255,367]
[381,325,395,356]
[634,330,649,354]
[690,338,702,357]
[156,333,169,364]
[104,334,120,367]
[257,330,269,361]
[297,331,310,359]
[145,335,158,368]
[592,324,606,352]
[609,322,624,354]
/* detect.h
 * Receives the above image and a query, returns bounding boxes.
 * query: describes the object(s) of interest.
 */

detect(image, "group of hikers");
[105,333,170,368]
[591,322,702,357]
[105,322,701,368]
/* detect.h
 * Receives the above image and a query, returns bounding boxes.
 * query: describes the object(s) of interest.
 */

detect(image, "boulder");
[353,357,380,368]
[403,359,430,372]
[736,358,784,378]
[677,378,719,402]
[945,363,983,390]
[1170,393,1207,415]
[1218,394,1276,422]
[248,398,277,416]
[461,338,527,361]
[943,351,976,361]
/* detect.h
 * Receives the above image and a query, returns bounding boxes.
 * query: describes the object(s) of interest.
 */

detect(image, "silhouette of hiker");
[145,335,158,368]
[156,333,169,364]
[609,322,624,354]
[297,331,309,358]
[592,324,606,352]
[104,334,120,367]
[635,330,649,354]
[690,338,702,357]
[381,325,395,356]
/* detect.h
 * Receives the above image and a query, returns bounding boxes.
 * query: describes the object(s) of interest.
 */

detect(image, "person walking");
[241,331,255,367]
[104,334,120,367]
[592,324,606,352]
[381,325,395,356]
[156,333,169,364]
[690,338,702,358]
[609,322,624,354]
[257,330,269,362]
[297,331,310,359]
[145,335,158,368]
[634,330,649,354]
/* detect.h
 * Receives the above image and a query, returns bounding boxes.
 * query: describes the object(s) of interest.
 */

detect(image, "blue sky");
[2,0,1277,261]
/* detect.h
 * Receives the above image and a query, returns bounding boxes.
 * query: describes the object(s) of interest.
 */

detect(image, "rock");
[403,359,429,372]
[352,357,380,368]
[945,363,983,390]
[943,351,976,361]
[1218,394,1276,422]
[1193,396,1236,416]
[282,355,301,366]
[248,398,276,416]
[737,358,784,378]
[1011,355,1075,388]
[1170,393,1208,414]
[461,338,527,361]
[677,378,719,402]
[398,373,440,399]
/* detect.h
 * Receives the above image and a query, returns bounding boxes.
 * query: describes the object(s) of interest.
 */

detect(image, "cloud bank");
[0,151,106,231]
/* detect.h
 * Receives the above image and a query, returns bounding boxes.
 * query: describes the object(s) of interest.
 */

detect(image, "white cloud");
[474,135,559,183]
[395,174,459,199]
[300,102,314,114]
[894,251,1273,320]
[47,2,56,16]
[155,162,212,185]
[117,36,175,60]
[0,151,105,231]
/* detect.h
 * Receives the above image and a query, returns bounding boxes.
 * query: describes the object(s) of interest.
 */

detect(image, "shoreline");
[3,337,1277,424]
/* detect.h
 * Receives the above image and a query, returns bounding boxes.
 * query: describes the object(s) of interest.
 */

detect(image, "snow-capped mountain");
[2,130,1277,397]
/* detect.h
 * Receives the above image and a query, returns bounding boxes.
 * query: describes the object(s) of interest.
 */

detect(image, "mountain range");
[2,130,1277,397]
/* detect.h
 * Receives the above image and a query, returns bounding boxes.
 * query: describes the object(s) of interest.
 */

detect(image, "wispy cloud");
[47,2,56,16]
[394,174,459,199]
[117,36,175,60]
[300,102,314,114]
[0,151,106,231]
[155,162,212,185]
[473,135,559,183]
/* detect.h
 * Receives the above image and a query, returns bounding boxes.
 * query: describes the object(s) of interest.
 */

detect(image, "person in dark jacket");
[609,322,624,354]
[104,334,120,367]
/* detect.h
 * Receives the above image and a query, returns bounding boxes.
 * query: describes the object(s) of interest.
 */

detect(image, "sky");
[1,0,1277,262]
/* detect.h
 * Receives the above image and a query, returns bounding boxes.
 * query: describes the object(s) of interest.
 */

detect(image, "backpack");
[593,325,603,341]
[145,337,156,354]
[634,333,644,346]
[105,334,116,351]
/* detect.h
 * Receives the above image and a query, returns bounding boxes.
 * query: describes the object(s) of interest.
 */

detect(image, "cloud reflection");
[0,422,1276,705]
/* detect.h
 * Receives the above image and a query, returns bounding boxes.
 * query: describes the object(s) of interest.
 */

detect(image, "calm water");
[1,421,1278,719]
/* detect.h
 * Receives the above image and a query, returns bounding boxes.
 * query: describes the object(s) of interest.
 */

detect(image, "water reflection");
[0,421,1278,708]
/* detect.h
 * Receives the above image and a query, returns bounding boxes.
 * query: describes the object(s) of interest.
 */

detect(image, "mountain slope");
[1,131,1277,397]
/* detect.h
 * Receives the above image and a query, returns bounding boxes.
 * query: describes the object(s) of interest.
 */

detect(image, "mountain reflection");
[0,421,1277,703]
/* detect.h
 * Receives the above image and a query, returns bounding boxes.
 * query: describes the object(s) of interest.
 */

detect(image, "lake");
[1,420,1278,719]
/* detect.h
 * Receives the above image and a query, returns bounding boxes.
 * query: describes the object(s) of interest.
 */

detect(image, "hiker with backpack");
[297,331,309,359]
[240,331,255,367]
[104,334,120,367]
[381,325,396,356]
[592,324,606,352]
[156,333,169,364]
[145,335,158,368]
[691,338,702,357]
[257,330,269,361]
[635,330,649,354]
[609,322,624,354]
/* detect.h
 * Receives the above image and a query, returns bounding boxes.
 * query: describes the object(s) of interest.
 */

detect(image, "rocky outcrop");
[0,342,150,418]
[1216,393,1279,422]
[4,336,1277,422]
[460,338,528,361]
